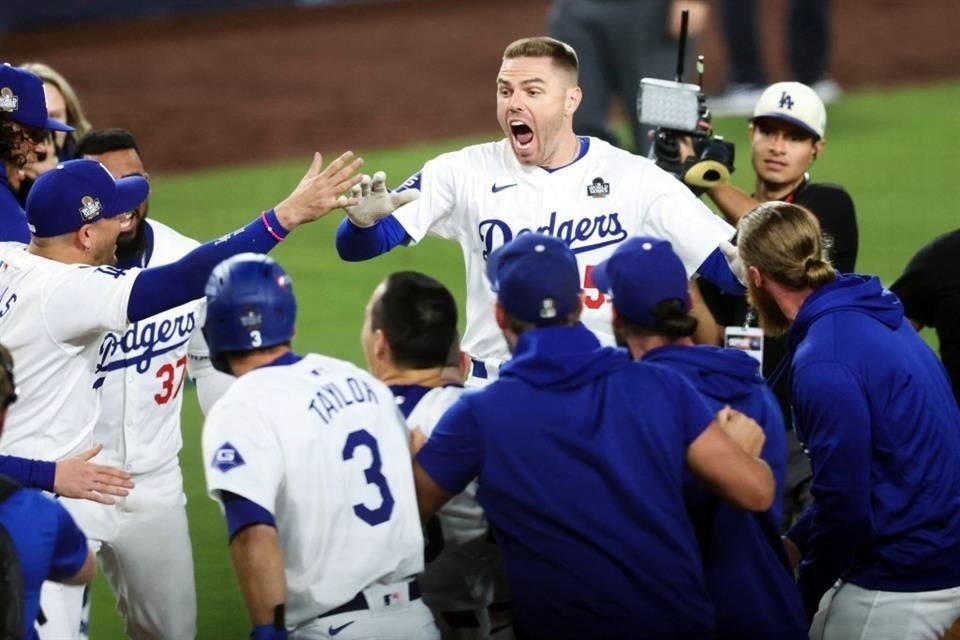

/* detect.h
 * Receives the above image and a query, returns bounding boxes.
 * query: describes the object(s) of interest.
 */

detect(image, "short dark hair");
[0,344,17,410]
[371,272,458,370]
[617,299,698,341]
[73,128,141,159]
[503,37,579,78]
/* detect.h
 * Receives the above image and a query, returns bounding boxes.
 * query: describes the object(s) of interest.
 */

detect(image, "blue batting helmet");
[203,253,297,374]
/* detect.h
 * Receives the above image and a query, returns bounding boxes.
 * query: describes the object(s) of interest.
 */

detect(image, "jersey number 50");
[342,429,395,526]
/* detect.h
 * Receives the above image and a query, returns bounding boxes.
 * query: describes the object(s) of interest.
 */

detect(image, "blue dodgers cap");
[592,236,689,326]
[485,233,581,325]
[0,63,73,132]
[26,159,149,238]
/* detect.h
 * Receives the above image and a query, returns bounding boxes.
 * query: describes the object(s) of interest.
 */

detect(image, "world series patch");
[587,177,610,198]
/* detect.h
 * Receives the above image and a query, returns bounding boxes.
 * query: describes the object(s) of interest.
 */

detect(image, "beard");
[115,203,150,266]
[747,278,792,337]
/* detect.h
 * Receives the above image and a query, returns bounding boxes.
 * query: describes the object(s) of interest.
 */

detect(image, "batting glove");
[719,239,746,285]
[339,171,420,228]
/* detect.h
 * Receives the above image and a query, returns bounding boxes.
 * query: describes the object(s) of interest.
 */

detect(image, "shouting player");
[66,128,234,639]
[202,254,439,640]
[0,152,363,639]
[335,36,739,384]
[361,271,494,639]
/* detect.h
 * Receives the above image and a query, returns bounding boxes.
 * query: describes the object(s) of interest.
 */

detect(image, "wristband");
[250,624,287,640]
[261,209,289,242]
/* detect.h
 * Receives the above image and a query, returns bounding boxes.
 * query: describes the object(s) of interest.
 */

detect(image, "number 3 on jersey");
[342,429,395,526]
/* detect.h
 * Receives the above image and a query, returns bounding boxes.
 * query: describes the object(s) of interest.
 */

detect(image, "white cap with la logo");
[751,81,827,139]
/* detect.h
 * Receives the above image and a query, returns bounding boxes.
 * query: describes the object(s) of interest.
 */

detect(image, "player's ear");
[457,350,470,381]
[748,265,763,289]
[565,86,582,116]
[76,224,94,253]
[494,302,508,331]
[572,293,585,321]
[373,329,389,362]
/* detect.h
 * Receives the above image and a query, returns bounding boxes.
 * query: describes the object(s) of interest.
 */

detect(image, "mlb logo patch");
[211,442,246,472]
[587,177,610,198]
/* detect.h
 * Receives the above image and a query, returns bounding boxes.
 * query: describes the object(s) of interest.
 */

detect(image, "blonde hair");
[738,201,836,289]
[503,37,578,79]
[19,62,93,138]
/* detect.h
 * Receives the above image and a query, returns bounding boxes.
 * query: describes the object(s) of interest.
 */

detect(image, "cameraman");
[669,81,859,530]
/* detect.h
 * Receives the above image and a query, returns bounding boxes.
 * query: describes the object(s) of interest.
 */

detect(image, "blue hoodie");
[418,324,718,640]
[0,171,30,243]
[644,345,807,639]
[784,274,960,611]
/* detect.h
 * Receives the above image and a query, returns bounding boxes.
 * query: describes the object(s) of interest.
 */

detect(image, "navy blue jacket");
[644,344,806,639]
[785,274,960,610]
[0,485,88,639]
[418,324,718,639]
[0,172,30,243]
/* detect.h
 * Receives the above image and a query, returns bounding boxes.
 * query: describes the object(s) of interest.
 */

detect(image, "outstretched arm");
[128,152,363,322]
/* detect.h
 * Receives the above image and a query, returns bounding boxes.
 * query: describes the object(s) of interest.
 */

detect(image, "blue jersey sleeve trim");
[222,490,276,540]
[128,211,282,322]
[335,215,410,262]
[697,247,747,295]
[0,455,56,492]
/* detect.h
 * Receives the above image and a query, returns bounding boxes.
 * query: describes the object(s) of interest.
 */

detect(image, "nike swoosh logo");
[491,183,517,193]
[329,621,355,636]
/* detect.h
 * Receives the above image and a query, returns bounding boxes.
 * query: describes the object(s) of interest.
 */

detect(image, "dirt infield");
[2,0,957,172]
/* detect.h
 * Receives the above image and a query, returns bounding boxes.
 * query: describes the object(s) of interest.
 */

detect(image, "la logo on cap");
[0,87,18,112]
[778,91,795,110]
[78,195,102,221]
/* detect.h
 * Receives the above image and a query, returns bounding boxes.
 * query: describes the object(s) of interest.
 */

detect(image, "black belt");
[319,582,421,619]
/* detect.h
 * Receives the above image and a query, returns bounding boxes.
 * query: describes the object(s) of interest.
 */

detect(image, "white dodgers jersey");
[404,385,493,613]
[95,220,227,474]
[393,137,734,361]
[0,242,139,460]
[203,353,425,627]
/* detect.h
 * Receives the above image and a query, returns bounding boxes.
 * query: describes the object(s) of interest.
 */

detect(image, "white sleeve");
[43,265,139,347]
[392,154,460,243]
[187,301,234,415]
[639,174,735,276]
[202,399,283,514]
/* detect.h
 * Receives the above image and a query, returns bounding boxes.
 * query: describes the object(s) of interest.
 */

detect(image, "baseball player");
[361,271,493,640]
[0,153,363,639]
[201,254,439,640]
[61,128,234,639]
[0,343,98,640]
[739,202,960,637]
[593,236,807,639]
[411,233,775,639]
[0,63,73,243]
[335,36,740,384]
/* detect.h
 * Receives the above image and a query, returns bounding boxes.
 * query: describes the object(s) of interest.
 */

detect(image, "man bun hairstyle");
[738,201,837,289]
[618,299,698,341]
[503,37,579,79]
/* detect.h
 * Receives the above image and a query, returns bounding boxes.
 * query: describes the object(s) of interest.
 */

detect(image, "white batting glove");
[719,238,746,285]
[338,171,420,228]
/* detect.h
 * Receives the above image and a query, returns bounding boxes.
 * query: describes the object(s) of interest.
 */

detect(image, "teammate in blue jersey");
[0,344,97,640]
[334,36,742,381]
[592,236,807,639]
[737,201,960,638]
[0,63,73,243]
[412,233,775,640]
[361,271,497,639]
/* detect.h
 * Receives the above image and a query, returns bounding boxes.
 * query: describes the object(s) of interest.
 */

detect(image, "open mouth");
[510,121,534,147]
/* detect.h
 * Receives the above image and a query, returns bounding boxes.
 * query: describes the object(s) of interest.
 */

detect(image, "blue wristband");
[250,624,287,640]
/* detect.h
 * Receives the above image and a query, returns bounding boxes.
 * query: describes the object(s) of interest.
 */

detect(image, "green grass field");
[88,81,960,638]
